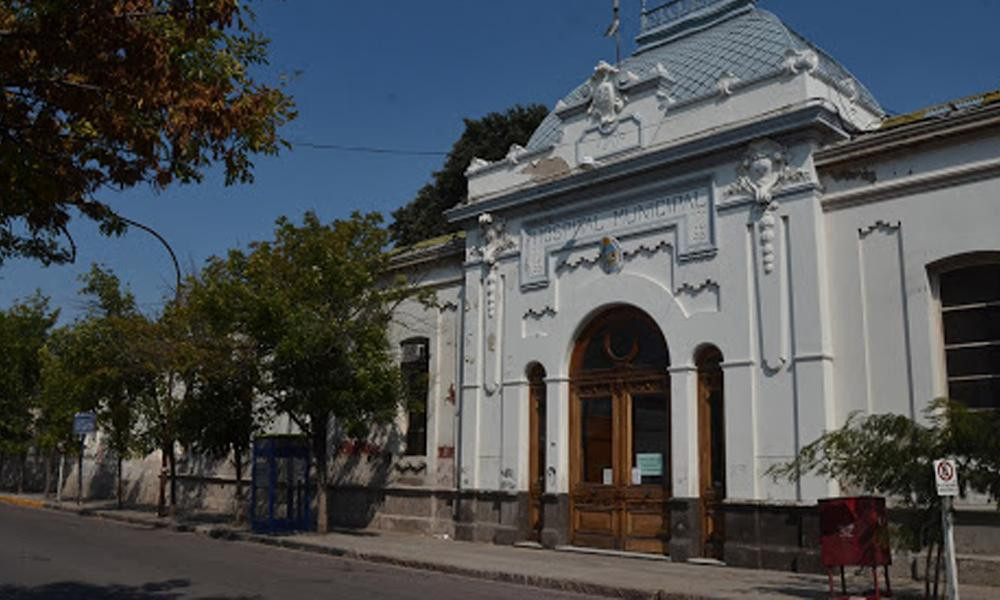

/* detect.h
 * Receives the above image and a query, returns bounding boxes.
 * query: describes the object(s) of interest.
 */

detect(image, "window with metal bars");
[400,338,429,455]
[940,263,1000,410]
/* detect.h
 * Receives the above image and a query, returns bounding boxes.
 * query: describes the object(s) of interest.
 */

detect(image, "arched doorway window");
[570,306,670,554]
[527,363,547,542]
[696,345,725,560]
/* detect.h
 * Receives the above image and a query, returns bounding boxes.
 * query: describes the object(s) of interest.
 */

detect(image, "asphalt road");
[0,503,601,600]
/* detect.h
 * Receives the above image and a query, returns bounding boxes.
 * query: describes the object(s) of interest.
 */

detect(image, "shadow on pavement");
[0,578,259,600]
[745,585,825,599]
[749,584,925,600]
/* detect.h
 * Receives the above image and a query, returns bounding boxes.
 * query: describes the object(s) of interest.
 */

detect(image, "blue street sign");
[73,412,96,436]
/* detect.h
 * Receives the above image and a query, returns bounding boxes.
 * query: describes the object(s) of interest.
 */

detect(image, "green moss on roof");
[390,231,465,257]
[881,89,1000,130]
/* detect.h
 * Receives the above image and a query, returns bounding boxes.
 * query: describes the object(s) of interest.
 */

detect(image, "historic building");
[329,0,1000,582]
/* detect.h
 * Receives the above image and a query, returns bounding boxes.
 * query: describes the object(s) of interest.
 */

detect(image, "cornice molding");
[446,102,848,224]
[815,103,1000,167]
[822,157,1000,212]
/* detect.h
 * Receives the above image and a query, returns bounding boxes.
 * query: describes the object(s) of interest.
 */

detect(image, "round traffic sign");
[937,460,955,482]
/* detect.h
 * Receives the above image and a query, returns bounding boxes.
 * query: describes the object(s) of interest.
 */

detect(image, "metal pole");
[56,452,64,503]
[77,436,84,505]
[942,496,960,600]
[616,17,621,65]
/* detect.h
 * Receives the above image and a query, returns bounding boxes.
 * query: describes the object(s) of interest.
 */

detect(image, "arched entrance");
[570,306,671,553]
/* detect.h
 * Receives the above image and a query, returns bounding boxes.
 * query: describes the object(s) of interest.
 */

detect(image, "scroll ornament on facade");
[716,71,740,97]
[727,139,809,274]
[472,213,515,319]
[783,48,819,75]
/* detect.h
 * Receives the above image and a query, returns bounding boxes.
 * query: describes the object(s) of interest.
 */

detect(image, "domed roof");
[526,0,882,152]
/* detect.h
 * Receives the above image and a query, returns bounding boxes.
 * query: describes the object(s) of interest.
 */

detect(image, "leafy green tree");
[389,104,548,247]
[769,399,1000,600]
[246,211,416,532]
[175,250,273,521]
[66,265,154,507]
[0,0,296,265]
[34,326,86,496]
[0,292,58,492]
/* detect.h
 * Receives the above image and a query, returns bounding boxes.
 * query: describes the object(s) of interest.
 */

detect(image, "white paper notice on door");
[602,468,613,485]
[631,467,642,485]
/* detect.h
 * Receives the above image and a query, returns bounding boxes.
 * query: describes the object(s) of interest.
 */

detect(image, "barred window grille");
[940,263,1000,410]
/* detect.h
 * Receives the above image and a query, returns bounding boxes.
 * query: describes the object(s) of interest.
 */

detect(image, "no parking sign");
[934,459,959,497]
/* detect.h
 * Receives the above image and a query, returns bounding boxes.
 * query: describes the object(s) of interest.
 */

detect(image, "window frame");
[931,255,1000,411]
[400,337,430,456]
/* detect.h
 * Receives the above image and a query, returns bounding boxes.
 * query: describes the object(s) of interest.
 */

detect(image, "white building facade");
[330,0,1000,582]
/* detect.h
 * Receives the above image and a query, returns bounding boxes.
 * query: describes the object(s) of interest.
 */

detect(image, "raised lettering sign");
[520,180,716,289]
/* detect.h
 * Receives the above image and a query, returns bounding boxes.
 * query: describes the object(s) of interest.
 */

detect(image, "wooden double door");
[569,308,672,554]
[571,375,671,553]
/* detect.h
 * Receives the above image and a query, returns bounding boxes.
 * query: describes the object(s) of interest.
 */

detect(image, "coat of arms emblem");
[587,61,626,130]
[599,236,624,274]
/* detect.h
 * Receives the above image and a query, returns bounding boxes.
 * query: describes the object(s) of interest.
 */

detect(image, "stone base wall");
[325,485,456,536]
[540,494,571,548]
[453,491,530,545]
[708,500,1000,587]
[341,489,999,588]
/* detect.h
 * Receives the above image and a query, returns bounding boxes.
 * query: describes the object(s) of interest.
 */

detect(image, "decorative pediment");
[556,61,677,125]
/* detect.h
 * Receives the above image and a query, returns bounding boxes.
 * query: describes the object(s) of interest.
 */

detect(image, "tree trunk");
[232,446,245,524]
[932,540,944,600]
[116,454,123,509]
[0,453,6,491]
[17,452,26,494]
[313,417,329,533]
[43,451,53,497]
[168,443,177,517]
[157,445,168,517]
[924,541,934,600]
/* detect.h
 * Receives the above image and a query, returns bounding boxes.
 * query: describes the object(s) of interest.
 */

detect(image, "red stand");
[819,497,893,599]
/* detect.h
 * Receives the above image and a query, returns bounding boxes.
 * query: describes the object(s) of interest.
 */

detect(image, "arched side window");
[400,337,430,455]
[938,263,1000,410]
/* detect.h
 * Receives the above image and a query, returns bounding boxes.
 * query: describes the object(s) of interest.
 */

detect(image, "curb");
[211,531,704,600]
[0,494,46,509]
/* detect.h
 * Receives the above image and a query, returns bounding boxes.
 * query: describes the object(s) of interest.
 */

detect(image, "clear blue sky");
[2,0,999,322]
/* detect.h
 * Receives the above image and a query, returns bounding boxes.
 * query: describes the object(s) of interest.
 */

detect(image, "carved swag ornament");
[727,139,809,274]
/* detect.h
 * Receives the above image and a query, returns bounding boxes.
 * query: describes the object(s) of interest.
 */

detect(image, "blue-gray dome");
[526,1,882,152]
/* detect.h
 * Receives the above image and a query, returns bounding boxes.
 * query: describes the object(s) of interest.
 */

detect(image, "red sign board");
[818,496,891,567]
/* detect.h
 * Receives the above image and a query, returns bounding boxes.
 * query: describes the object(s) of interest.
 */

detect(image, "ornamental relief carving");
[757,204,779,275]
[783,48,819,75]
[726,138,810,205]
[726,139,810,276]
[585,61,627,130]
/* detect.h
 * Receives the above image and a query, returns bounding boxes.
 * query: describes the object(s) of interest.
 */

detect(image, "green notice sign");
[636,453,663,477]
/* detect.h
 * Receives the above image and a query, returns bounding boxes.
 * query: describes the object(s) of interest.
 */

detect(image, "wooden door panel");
[573,532,618,550]
[624,510,664,537]
[623,536,667,554]
[576,507,615,533]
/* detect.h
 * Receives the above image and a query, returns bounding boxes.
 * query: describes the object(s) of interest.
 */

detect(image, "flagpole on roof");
[604,0,622,65]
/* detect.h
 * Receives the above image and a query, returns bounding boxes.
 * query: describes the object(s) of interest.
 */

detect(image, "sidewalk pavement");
[1,492,994,600]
